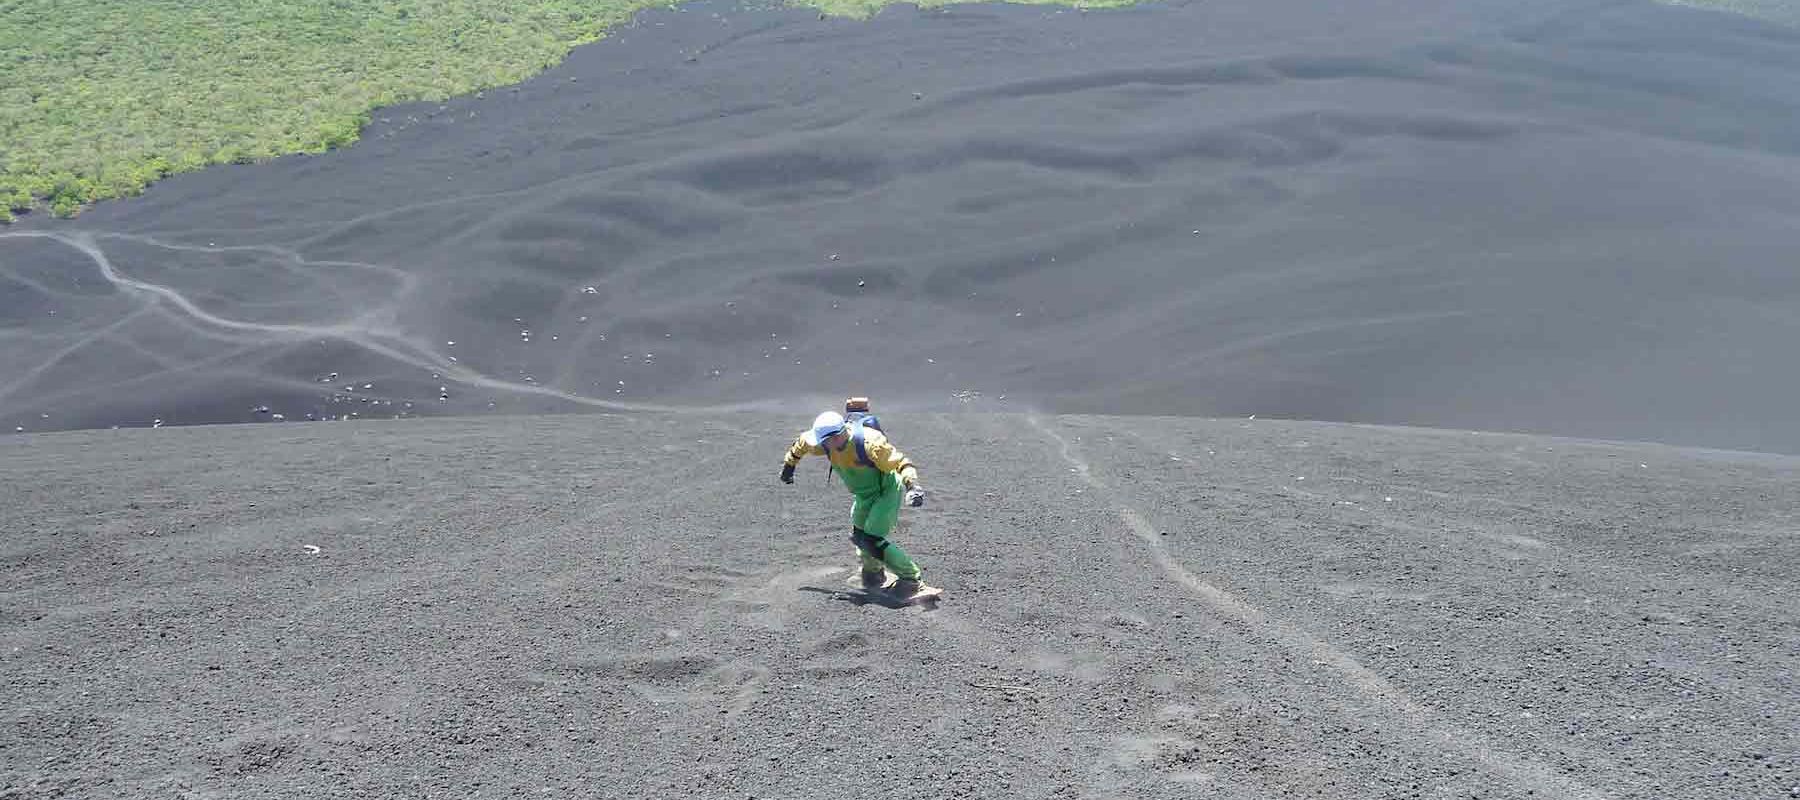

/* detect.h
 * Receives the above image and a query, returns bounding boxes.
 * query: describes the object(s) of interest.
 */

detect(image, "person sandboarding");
[780,398,939,602]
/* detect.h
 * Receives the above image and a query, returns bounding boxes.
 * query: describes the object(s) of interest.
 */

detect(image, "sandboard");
[844,571,943,604]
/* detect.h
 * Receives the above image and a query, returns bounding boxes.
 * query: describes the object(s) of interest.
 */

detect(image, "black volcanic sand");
[2,413,1795,797]
[4,0,1800,452]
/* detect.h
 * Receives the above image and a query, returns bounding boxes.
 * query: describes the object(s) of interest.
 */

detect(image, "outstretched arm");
[783,435,823,468]
[780,435,824,483]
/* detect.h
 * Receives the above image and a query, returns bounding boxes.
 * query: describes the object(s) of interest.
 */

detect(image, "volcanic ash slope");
[2,411,1795,798]
[7,0,1800,454]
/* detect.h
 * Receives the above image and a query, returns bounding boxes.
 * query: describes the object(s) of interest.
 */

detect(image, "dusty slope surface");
[4,0,1800,453]
[2,412,1794,798]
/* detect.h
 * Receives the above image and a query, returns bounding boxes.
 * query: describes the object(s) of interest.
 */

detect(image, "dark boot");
[887,577,924,598]
[860,569,889,589]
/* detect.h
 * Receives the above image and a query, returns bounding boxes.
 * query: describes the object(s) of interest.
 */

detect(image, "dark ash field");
[5,0,1800,452]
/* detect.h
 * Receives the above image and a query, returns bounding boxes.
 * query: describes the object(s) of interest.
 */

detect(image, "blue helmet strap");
[851,419,873,467]
[823,420,874,480]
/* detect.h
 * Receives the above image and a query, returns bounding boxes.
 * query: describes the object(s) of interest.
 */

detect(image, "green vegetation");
[1,0,1131,222]
[0,0,663,221]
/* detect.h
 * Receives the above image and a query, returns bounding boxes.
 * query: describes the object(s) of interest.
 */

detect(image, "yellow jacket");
[783,426,919,488]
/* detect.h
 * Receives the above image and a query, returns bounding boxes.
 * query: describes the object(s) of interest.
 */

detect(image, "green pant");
[842,468,921,580]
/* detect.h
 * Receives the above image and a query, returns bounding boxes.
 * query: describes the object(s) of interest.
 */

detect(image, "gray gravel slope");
[1,413,1794,798]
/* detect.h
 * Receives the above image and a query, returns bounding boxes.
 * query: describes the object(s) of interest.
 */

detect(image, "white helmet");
[804,411,846,446]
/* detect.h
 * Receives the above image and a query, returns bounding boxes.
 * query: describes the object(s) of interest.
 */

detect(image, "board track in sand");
[3,412,1794,798]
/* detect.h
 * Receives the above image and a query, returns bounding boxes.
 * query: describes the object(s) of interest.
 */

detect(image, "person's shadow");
[798,586,939,610]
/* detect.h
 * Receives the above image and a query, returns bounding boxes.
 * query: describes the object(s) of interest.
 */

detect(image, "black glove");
[780,464,796,484]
